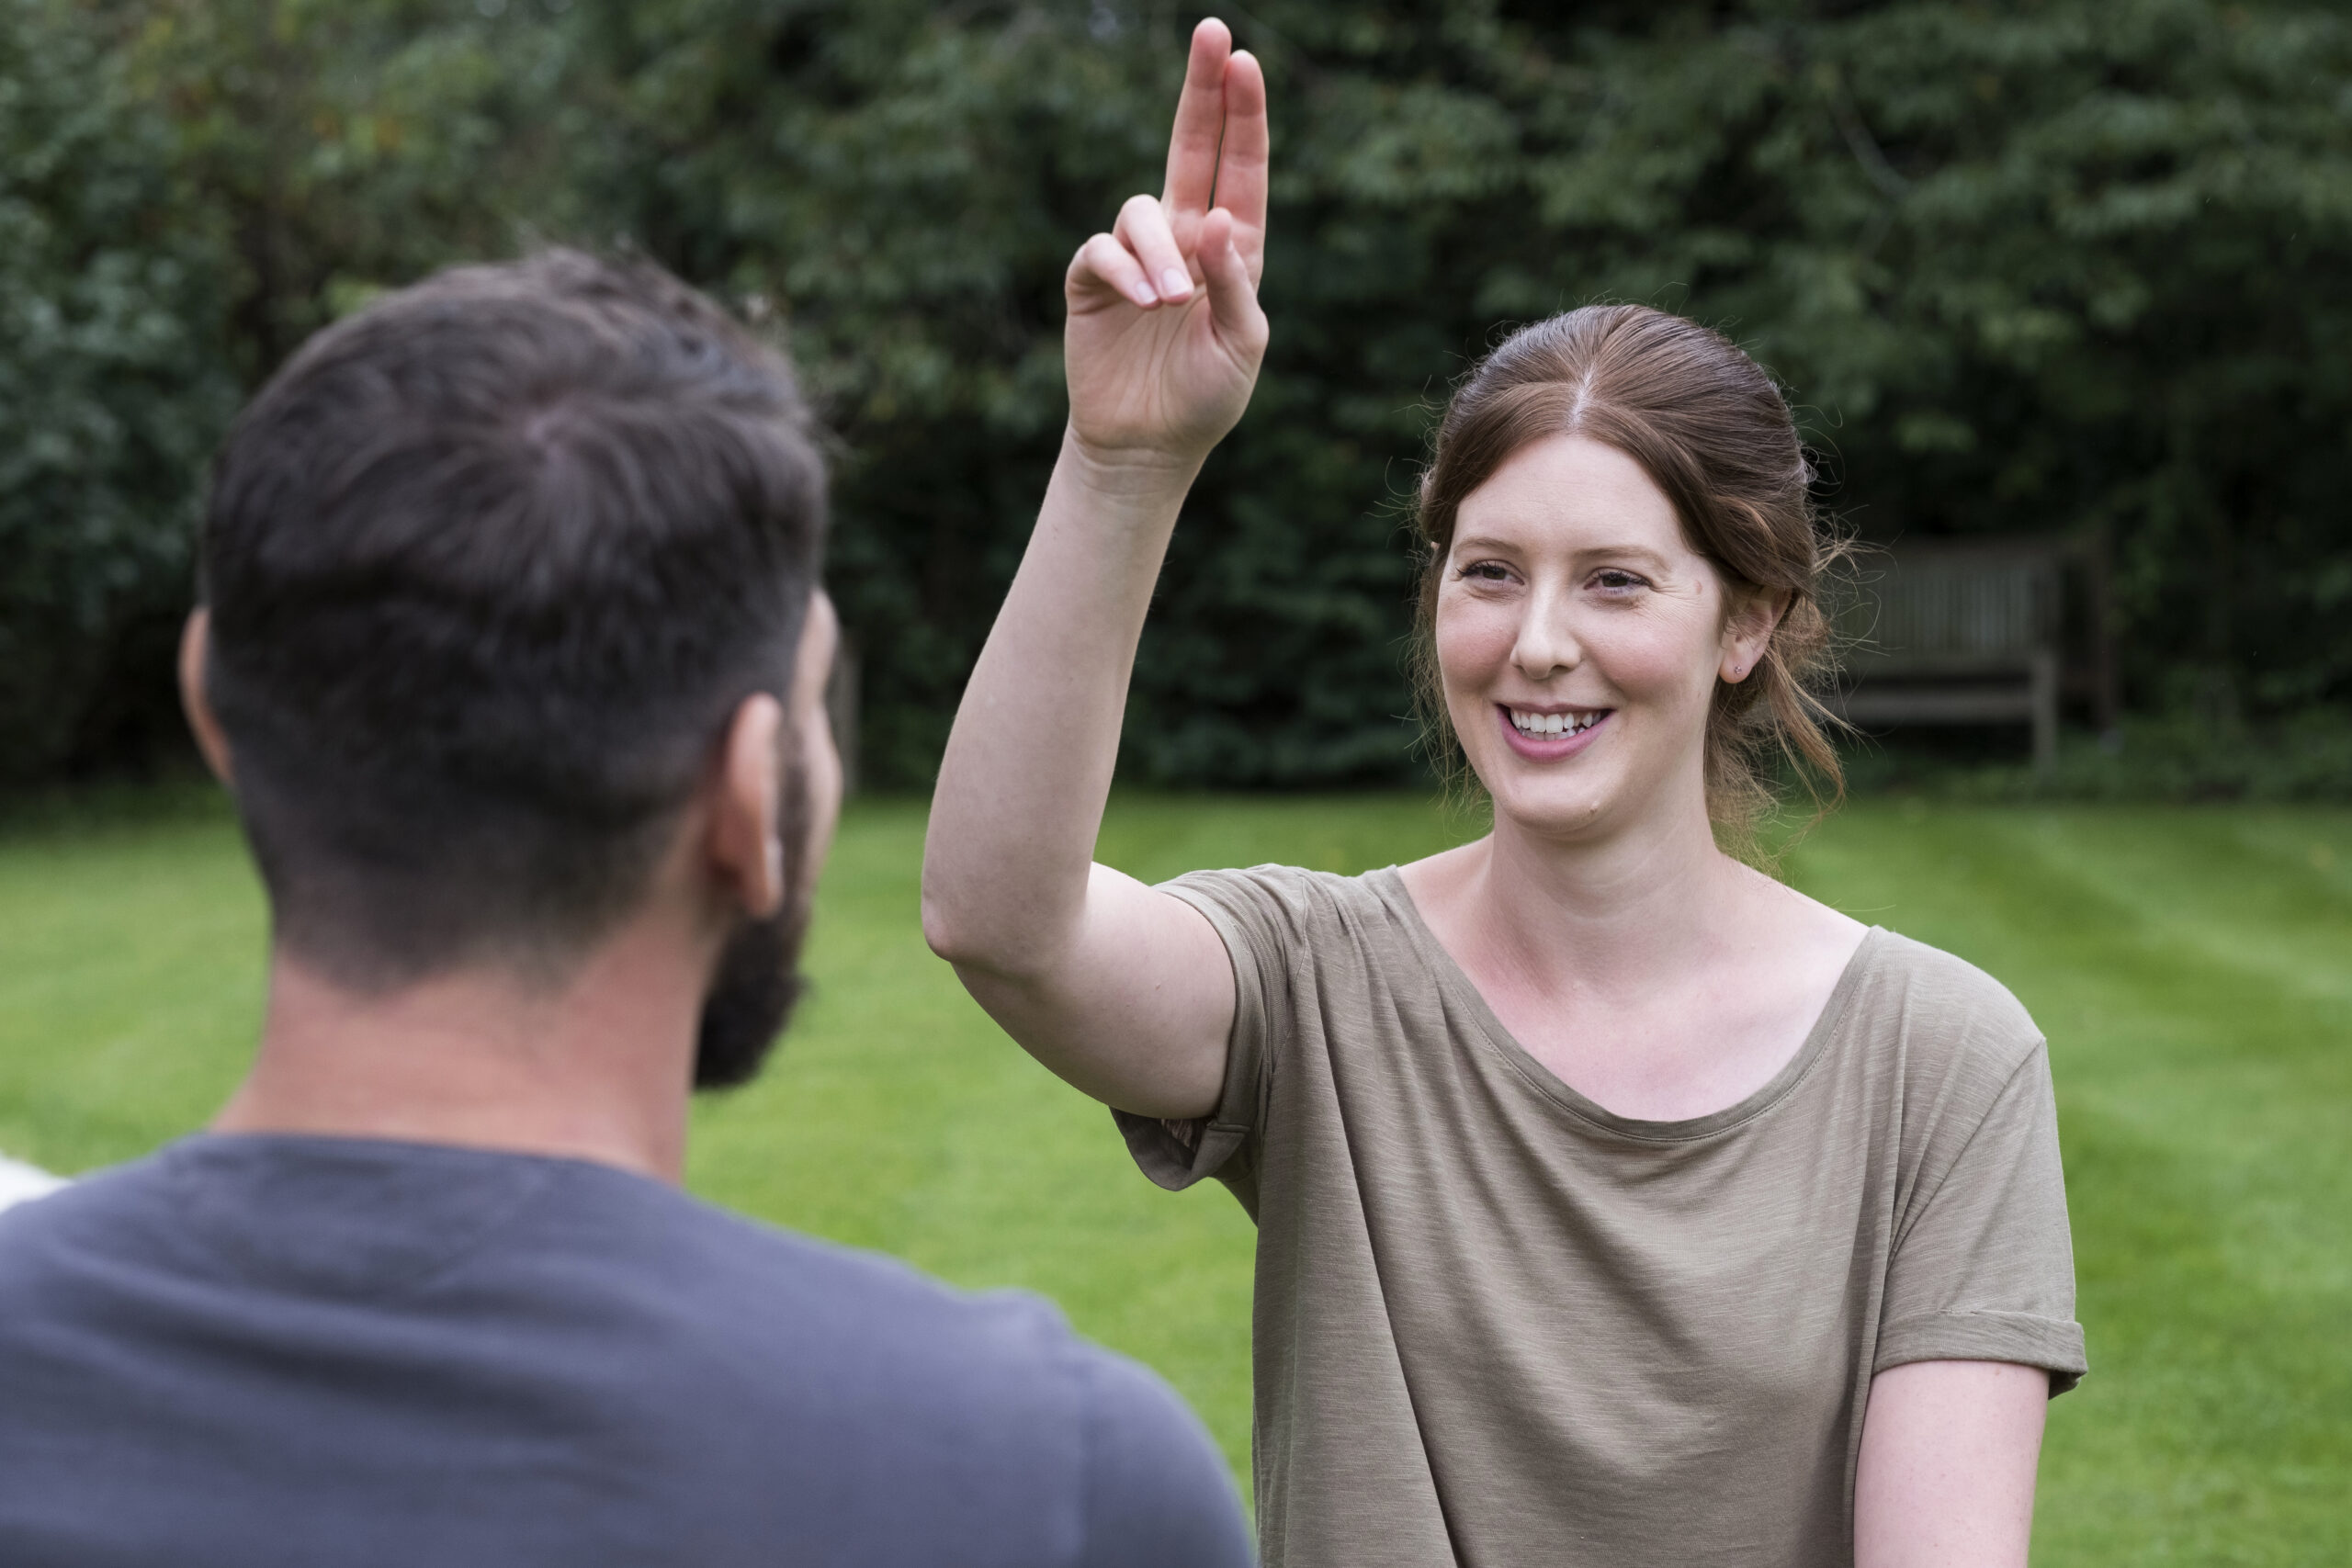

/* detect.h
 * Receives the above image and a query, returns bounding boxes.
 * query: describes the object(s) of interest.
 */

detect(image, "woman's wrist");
[1058,425,1207,503]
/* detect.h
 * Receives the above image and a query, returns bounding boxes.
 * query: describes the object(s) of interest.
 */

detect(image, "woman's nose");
[1510,586,1582,680]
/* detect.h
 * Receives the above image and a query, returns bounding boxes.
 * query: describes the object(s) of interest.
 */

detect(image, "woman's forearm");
[921,432,1200,976]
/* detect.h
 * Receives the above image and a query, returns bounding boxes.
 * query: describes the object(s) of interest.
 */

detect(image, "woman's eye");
[1457,561,1512,583]
[1592,570,1647,592]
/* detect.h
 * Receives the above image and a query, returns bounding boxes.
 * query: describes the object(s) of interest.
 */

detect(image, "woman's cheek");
[1434,596,1516,708]
[1587,609,1714,706]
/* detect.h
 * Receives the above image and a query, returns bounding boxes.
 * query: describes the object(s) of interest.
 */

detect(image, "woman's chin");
[1493,787,1615,840]
[1474,750,1694,847]
[1464,754,1612,836]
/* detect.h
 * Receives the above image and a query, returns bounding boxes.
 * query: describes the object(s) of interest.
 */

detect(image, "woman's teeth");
[1509,708,1603,739]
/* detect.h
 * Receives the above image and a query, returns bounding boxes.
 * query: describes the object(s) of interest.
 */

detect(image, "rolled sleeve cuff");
[1875,1310,2089,1395]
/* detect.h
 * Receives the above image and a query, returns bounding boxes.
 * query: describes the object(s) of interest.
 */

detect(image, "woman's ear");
[1720,587,1792,684]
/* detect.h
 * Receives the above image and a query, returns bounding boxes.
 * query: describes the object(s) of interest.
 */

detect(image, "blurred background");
[0,1,2346,1562]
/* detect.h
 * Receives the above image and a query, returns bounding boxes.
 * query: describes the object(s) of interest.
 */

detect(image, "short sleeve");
[1073,1350,1254,1568]
[1108,867,1293,1207]
[1876,1043,2088,1394]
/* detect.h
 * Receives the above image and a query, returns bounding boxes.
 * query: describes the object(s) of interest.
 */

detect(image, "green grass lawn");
[2,788,2346,1563]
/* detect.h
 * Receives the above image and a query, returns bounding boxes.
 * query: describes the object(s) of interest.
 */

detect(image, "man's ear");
[708,693,786,919]
[178,610,235,785]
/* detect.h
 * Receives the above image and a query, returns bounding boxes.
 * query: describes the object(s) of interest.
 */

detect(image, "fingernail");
[1131,280,1159,306]
[1160,267,1193,299]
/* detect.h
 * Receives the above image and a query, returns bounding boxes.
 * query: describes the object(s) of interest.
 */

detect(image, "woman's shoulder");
[1159,862,1414,953]
[1849,927,2048,1085]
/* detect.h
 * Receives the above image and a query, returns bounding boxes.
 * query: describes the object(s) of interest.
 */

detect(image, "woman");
[923,20,2086,1567]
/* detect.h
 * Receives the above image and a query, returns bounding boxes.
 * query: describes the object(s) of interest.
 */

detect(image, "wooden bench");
[1827,538,2096,772]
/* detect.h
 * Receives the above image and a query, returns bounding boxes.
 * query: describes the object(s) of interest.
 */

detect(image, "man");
[0,252,1252,1568]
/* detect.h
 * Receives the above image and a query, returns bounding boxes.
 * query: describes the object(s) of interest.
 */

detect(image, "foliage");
[6,0,2348,786]
[125,0,584,378]
[0,0,580,782]
[565,0,2352,784]
[0,0,234,781]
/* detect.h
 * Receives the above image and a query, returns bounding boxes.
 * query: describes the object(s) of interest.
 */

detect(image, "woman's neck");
[1415,787,1758,1007]
[1402,785,1867,1122]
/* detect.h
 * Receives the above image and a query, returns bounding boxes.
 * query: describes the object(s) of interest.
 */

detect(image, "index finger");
[1211,50,1269,246]
[1161,17,1234,220]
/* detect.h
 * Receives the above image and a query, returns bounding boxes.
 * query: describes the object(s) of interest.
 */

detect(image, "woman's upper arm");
[1853,1359,2049,1568]
[950,861,1237,1121]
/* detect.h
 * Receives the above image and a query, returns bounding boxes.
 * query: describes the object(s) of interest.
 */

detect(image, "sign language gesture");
[1066,19,1269,466]
[927,18,1270,1132]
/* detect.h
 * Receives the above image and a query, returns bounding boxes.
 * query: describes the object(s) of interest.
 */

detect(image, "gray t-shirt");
[0,1134,1253,1568]
[1116,865,2086,1568]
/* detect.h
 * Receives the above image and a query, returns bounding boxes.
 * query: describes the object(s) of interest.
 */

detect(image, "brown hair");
[1412,304,1845,855]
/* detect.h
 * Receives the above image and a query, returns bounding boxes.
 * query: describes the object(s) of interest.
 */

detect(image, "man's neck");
[213,921,707,1183]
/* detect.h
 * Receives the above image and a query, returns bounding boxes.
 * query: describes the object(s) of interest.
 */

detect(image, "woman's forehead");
[1454,434,1690,558]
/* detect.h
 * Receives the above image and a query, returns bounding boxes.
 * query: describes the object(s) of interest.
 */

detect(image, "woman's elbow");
[921,889,1030,976]
[920,890,977,965]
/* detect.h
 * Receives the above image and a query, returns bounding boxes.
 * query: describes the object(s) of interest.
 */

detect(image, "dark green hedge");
[0,0,234,781]
[7,0,2350,787]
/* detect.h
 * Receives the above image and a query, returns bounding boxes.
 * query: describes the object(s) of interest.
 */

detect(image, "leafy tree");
[0,0,582,781]
[0,0,235,782]
[129,0,583,378]
[8,0,2346,787]
[570,0,2352,785]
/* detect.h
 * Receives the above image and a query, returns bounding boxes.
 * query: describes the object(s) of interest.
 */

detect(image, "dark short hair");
[201,250,826,986]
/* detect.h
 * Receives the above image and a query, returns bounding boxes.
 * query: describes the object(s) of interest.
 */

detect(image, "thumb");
[1198,208,1266,354]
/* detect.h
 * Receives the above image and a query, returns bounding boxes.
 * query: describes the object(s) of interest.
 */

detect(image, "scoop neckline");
[1366,865,1883,1144]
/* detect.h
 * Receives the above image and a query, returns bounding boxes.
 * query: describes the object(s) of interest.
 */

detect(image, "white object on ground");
[0,1152,64,1213]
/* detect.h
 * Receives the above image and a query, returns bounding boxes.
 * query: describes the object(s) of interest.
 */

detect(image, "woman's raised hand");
[926,22,1261,1122]
[1066,19,1269,468]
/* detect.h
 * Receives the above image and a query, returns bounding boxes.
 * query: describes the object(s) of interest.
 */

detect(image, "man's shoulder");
[0,1149,168,1268]
[0,1139,1252,1565]
[495,1157,1254,1562]
[0,1140,1069,1389]
[644,1177,1089,1372]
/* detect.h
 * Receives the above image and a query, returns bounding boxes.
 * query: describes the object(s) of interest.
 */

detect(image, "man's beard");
[691,760,813,1091]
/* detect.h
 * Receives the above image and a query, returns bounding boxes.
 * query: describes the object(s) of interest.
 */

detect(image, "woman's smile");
[1498,704,1612,760]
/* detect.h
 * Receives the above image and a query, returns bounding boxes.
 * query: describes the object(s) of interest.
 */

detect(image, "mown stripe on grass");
[1792,806,2351,1567]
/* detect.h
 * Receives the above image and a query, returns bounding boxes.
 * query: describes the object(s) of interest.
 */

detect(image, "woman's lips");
[1496,704,1611,761]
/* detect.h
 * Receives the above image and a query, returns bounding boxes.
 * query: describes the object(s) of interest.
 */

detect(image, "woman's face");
[1435,434,1772,844]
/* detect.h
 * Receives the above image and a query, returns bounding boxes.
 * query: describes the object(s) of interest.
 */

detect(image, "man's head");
[188,250,832,1089]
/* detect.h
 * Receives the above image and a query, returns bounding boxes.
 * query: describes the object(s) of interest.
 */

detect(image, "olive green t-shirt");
[1114,865,2086,1568]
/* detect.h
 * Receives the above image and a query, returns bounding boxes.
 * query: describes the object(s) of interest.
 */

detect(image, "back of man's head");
[200,250,825,991]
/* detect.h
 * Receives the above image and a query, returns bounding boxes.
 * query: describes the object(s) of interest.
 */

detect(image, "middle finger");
[1161,18,1233,220]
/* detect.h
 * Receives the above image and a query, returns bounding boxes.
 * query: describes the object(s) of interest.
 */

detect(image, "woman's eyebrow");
[1451,536,1678,573]
[1585,545,1676,573]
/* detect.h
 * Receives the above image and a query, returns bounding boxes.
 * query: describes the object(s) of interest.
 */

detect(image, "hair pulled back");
[1413,304,1844,852]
